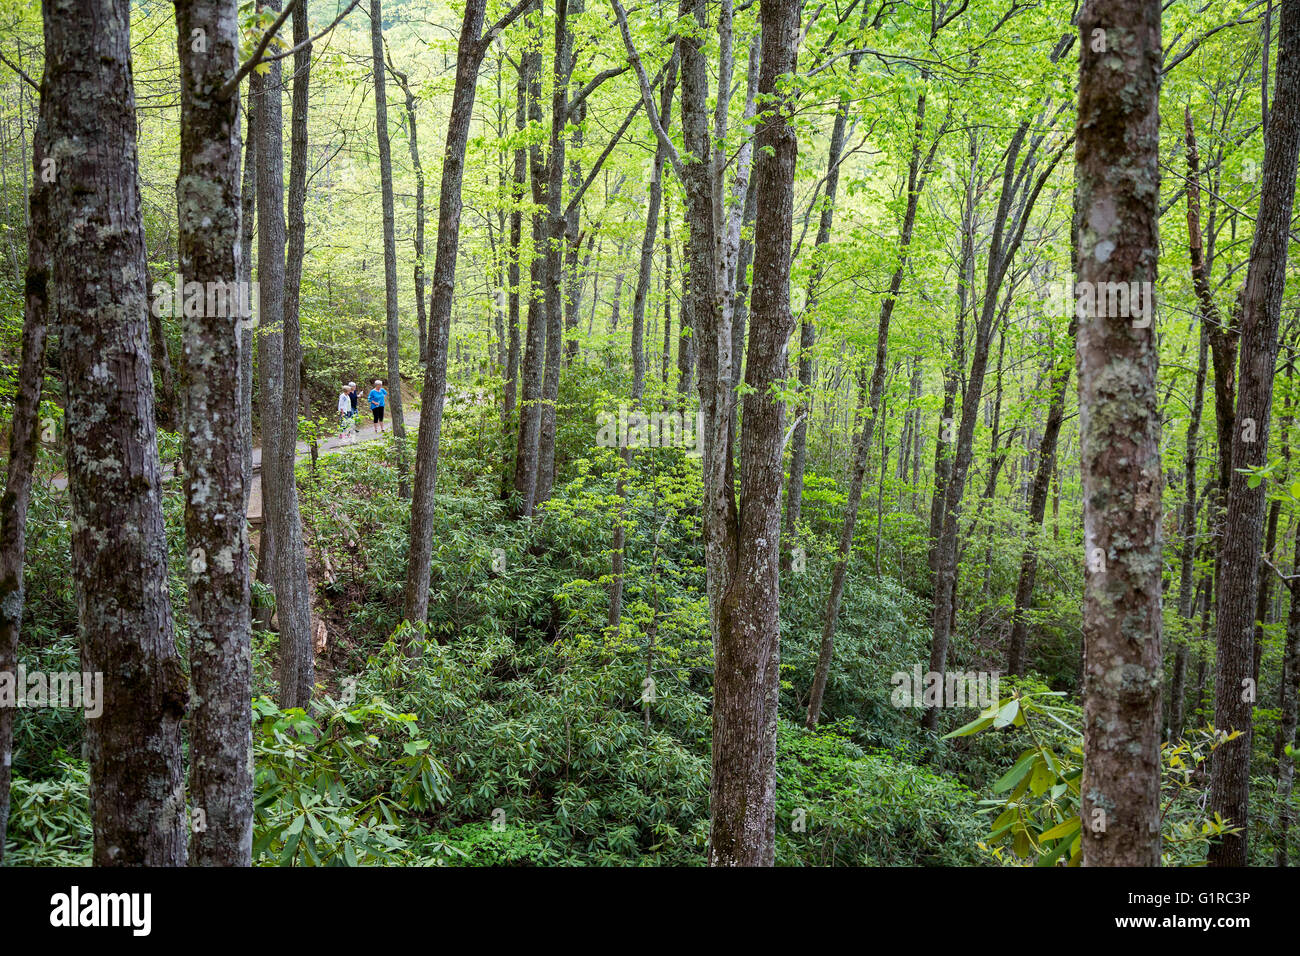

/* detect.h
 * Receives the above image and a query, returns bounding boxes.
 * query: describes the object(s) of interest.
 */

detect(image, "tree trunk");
[1006,316,1076,675]
[45,0,188,864]
[1074,0,1163,867]
[239,93,257,512]
[264,0,315,709]
[533,0,575,508]
[0,92,50,863]
[501,56,527,496]
[371,0,409,498]
[1276,527,1300,865]
[806,90,932,729]
[781,27,869,573]
[404,0,505,621]
[1208,0,1300,868]
[175,0,253,865]
[512,13,546,518]
[1170,325,1208,741]
[389,63,427,365]
[707,0,798,867]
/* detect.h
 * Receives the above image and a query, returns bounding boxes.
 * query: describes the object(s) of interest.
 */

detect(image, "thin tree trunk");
[239,94,257,512]
[1170,325,1209,741]
[265,0,315,709]
[1276,525,1300,865]
[388,61,427,364]
[1006,316,1077,675]
[512,12,546,518]
[806,91,931,729]
[405,0,532,620]
[1208,0,1300,868]
[371,0,409,498]
[501,57,527,496]
[0,93,49,862]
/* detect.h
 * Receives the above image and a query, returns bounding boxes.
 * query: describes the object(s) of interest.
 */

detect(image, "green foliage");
[947,683,1243,866]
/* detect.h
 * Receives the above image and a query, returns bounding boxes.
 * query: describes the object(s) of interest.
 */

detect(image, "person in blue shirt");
[368,379,388,434]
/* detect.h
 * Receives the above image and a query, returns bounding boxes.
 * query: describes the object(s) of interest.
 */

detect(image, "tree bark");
[0,89,49,863]
[707,0,799,867]
[806,90,932,729]
[44,0,188,864]
[1208,0,1300,868]
[1170,325,1208,741]
[175,0,253,865]
[404,0,524,620]
[239,92,257,511]
[533,0,575,508]
[1006,316,1077,675]
[1074,0,1163,867]
[371,0,409,498]
[263,0,315,709]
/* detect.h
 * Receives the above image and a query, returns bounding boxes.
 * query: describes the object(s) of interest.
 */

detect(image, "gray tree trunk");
[175,0,253,865]
[45,0,188,864]
[263,0,315,709]
[371,0,409,497]
[0,89,50,862]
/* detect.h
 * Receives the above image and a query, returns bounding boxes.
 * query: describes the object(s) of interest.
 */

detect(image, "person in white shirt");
[338,384,355,441]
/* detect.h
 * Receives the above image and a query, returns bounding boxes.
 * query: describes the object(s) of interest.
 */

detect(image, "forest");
[0,0,1296,882]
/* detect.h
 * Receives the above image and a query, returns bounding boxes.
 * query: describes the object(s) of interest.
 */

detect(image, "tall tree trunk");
[1170,325,1208,741]
[923,112,1067,731]
[44,0,188,864]
[1276,525,1300,865]
[706,0,799,867]
[371,0,409,498]
[264,0,315,709]
[1208,0,1300,868]
[1074,0,1163,867]
[512,13,546,518]
[501,56,527,496]
[175,0,253,865]
[239,93,257,511]
[0,92,49,863]
[405,0,532,620]
[1006,316,1077,675]
[781,26,868,573]
[806,90,932,729]
[389,62,427,364]
[534,0,575,508]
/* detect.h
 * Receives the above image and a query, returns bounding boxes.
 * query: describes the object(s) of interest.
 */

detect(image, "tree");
[259,0,316,709]
[404,0,534,623]
[1074,0,1164,868]
[0,80,49,862]
[371,0,410,498]
[175,0,253,865]
[44,0,188,864]
[1208,0,1300,868]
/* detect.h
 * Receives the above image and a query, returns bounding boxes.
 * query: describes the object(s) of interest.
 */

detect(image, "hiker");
[369,379,388,434]
[337,384,355,442]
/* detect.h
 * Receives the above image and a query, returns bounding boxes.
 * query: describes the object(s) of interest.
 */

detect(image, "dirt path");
[246,410,421,526]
